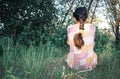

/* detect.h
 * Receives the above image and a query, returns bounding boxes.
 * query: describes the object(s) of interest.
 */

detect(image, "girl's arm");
[67,38,69,45]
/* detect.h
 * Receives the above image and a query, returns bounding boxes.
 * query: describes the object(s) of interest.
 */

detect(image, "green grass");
[0,35,120,79]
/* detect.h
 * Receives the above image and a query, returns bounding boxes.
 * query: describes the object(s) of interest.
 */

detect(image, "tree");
[56,0,96,28]
[90,0,99,23]
[0,0,57,45]
[104,0,120,44]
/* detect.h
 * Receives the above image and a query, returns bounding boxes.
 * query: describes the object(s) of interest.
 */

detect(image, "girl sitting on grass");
[66,7,98,70]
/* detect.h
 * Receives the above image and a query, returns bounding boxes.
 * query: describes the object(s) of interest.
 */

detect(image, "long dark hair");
[73,7,88,49]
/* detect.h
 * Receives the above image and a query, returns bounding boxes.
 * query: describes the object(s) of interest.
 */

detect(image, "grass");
[0,34,120,79]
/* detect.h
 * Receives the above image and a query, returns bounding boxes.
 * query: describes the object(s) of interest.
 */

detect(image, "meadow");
[0,29,120,79]
[1,0,120,79]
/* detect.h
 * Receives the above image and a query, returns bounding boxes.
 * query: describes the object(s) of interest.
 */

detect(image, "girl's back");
[66,23,97,70]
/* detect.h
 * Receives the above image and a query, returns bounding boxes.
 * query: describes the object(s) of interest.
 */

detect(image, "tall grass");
[0,29,120,79]
[0,37,68,79]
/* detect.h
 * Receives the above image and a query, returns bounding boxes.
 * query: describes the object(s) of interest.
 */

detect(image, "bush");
[95,28,113,55]
[1,0,57,46]
[50,27,67,48]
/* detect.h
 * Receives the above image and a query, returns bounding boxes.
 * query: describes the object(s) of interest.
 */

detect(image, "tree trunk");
[88,0,93,13]
[61,0,76,26]
[115,26,119,44]
[91,0,99,23]
[115,18,120,44]
[105,0,120,45]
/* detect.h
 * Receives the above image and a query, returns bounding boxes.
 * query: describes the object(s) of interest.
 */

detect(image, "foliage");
[0,30,120,79]
[1,0,57,45]
[55,0,96,27]
[0,0,108,46]
[104,0,120,44]
[94,28,113,55]
[0,37,67,79]
[50,26,67,48]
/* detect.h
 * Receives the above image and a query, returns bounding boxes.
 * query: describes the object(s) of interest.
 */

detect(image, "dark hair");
[73,7,88,49]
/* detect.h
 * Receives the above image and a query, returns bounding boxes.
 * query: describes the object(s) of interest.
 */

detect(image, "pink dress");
[66,23,98,70]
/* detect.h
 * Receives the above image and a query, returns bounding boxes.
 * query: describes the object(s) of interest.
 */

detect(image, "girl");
[66,7,98,70]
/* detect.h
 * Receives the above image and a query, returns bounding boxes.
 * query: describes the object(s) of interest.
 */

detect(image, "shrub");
[50,27,67,48]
